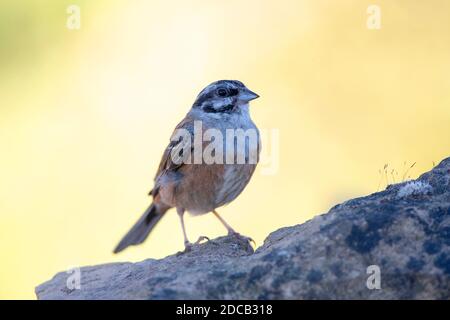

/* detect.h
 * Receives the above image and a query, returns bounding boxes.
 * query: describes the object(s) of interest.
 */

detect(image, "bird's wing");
[149,116,195,196]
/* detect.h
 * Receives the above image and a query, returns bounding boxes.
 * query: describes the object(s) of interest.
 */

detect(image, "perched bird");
[114,80,260,253]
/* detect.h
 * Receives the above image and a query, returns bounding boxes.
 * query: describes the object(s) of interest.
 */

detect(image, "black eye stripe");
[193,91,215,107]
[203,104,234,113]
[220,104,235,112]
[203,105,216,113]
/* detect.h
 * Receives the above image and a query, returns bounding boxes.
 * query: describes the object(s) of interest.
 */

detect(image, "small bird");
[114,80,260,253]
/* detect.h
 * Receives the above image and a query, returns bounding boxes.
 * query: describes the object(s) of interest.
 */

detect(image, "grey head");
[192,80,259,114]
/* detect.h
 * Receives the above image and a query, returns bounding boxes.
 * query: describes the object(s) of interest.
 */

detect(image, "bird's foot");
[183,239,196,253]
[229,231,256,246]
[176,242,193,255]
[179,236,210,254]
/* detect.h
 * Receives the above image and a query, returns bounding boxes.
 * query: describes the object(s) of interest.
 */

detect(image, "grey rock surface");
[36,158,450,299]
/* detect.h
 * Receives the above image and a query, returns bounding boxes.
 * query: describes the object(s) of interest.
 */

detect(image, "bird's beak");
[239,88,260,103]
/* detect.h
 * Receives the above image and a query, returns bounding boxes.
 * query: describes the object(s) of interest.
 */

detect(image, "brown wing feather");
[149,116,195,197]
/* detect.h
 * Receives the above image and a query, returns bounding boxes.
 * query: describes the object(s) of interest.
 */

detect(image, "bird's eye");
[217,88,228,97]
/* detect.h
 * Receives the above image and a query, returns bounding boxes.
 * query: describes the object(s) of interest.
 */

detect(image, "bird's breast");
[214,163,257,208]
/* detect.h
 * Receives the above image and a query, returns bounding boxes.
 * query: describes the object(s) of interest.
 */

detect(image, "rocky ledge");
[36,158,450,299]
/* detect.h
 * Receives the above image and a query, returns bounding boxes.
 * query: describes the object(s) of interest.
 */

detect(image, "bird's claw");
[194,236,210,244]
[229,232,255,246]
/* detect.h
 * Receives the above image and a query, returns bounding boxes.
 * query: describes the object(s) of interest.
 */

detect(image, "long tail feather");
[113,204,165,254]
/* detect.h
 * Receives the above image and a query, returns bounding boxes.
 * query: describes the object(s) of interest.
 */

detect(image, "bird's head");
[192,80,259,114]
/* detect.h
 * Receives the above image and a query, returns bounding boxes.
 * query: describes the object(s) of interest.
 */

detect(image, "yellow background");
[1,0,449,299]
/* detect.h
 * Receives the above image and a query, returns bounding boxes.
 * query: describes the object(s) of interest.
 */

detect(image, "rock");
[36,158,450,300]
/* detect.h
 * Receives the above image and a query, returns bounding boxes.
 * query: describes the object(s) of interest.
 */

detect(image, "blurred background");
[1,0,449,299]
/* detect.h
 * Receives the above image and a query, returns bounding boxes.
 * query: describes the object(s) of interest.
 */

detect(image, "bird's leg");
[177,208,192,251]
[212,210,236,234]
[177,208,209,252]
[212,210,255,245]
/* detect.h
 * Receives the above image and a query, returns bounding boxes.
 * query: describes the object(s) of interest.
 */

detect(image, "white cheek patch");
[212,100,222,109]
[212,97,233,109]
[206,112,222,120]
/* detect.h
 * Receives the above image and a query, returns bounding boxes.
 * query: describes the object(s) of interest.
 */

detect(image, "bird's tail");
[113,203,167,254]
